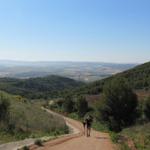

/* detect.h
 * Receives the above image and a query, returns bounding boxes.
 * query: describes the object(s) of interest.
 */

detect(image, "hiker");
[86,115,93,137]
[83,115,93,137]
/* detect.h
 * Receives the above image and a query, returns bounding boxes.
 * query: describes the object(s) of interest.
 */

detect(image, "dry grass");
[120,123,150,150]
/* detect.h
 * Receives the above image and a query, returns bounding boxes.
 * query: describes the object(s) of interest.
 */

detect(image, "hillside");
[0,91,68,144]
[0,75,83,99]
[72,61,150,96]
[117,61,150,89]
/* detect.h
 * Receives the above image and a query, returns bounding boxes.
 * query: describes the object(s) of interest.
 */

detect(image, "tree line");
[49,77,150,132]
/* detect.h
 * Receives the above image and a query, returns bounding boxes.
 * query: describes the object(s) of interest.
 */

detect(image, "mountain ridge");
[71,61,150,96]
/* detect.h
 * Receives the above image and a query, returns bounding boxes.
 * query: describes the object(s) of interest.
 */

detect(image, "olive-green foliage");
[92,120,108,132]
[76,96,88,117]
[67,80,104,96]
[0,75,83,99]
[49,96,89,119]
[22,146,29,150]
[63,96,74,113]
[48,100,63,112]
[97,78,138,132]
[68,112,80,120]
[119,143,131,150]
[35,139,43,146]
[119,62,150,90]
[0,92,10,122]
[136,100,145,122]
[144,97,150,120]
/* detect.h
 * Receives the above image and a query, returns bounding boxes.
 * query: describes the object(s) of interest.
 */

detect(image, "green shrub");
[92,121,108,132]
[120,143,131,150]
[68,113,80,120]
[0,92,10,122]
[63,95,74,113]
[22,146,29,150]
[35,139,43,146]
[144,97,150,120]
[97,78,138,132]
[76,96,88,117]
[110,132,120,143]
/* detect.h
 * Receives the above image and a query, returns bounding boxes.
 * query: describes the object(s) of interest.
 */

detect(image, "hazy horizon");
[0,59,141,64]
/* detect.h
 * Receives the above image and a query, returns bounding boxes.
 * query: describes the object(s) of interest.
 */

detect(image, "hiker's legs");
[83,125,85,135]
[87,126,91,137]
[87,128,89,137]
[88,127,91,136]
[86,127,90,137]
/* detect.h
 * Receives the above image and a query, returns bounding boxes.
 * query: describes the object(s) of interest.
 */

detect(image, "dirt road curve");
[30,109,115,150]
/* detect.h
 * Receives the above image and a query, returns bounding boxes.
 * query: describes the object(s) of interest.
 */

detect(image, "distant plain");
[0,60,137,82]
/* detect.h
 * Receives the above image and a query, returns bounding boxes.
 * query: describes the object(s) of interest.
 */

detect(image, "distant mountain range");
[0,60,137,82]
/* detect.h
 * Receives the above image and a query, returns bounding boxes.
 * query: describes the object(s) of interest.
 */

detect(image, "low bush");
[0,91,10,124]
[76,96,88,117]
[22,146,29,150]
[144,97,150,120]
[63,95,74,113]
[35,139,43,146]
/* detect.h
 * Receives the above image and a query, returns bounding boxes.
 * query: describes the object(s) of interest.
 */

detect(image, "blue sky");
[0,0,150,63]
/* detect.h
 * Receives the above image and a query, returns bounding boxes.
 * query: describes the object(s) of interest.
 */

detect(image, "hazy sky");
[0,0,150,63]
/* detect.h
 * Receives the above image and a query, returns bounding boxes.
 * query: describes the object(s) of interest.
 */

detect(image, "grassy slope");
[0,91,68,144]
[120,123,150,150]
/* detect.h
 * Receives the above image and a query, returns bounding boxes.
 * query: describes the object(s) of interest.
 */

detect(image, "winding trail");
[0,109,80,150]
[30,109,115,150]
[0,109,115,150]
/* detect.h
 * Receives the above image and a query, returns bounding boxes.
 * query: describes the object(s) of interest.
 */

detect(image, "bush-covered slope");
[117,61,150,90]
[0,75,83,99]
[72,61,150,96]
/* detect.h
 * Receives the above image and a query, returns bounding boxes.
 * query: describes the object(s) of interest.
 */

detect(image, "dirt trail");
[0,139,35,150]
[0,109,80,150]
[30,109,115,150]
